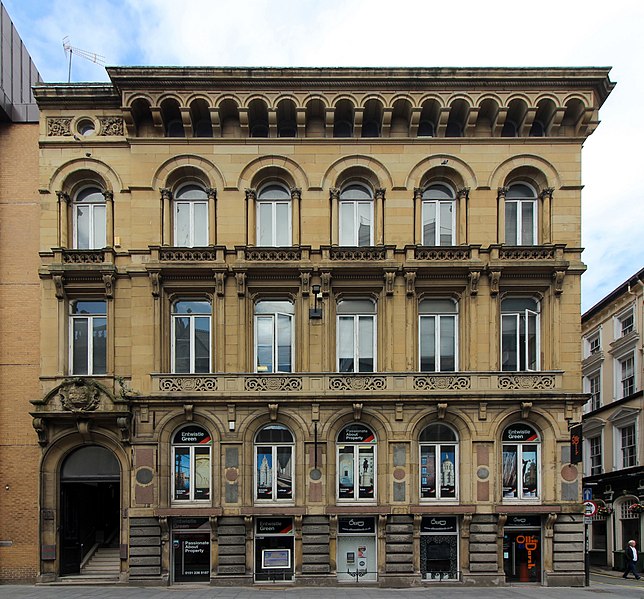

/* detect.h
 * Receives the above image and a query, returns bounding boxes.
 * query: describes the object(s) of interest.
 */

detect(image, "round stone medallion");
[310,468,322,481]
[393,467,406,481]
[477,467,489,480]
[135,467,154,485]
[225,467,239,482]
[561,464,578,482]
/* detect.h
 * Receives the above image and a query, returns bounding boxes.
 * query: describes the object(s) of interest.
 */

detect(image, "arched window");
[173,184,208,247]
[70,300,107,375]
[171,299,211,374]
[505,183,537,245]
[501,297,540,372]
[419,298,457,372]
[422,184,456,246]
[419,423,458,500]
[337,424,376,501]
[256,183,291,246]
[73,186,106,249]
[337,299,376,373]
[254,300,294,373]
[254,424,294,501]
[502,423,540,500]
[172,425,212,502]
[339,184,373,247]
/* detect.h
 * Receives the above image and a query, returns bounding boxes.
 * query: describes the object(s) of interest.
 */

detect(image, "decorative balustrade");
[414,247,472,261]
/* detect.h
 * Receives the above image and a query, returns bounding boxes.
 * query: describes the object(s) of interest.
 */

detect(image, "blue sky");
[5,0,643,310]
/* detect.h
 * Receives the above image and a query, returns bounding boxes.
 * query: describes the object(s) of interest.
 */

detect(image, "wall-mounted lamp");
[309,284,322,319]
[228,420,235,432]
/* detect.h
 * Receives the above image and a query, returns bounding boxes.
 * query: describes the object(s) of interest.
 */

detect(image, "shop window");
[505,183,537,245]
[337,299,376,373]
[501,297,540,371]
[337,424,376,501]
[254,517,294,582]
[422,184,456,246]
[254,424,294,501]
[73,186,106,249]
[420,516,459,580]
[502,423,540,500]
[256,184,291,246]
[419,298,457,372]
[172,425,212,503]
[254,300,294,373]
[419,423,458,500]
[173,184,208,247]
[69,300,107,375]
[339,184,373,246]
[171,299,211,374]
[336,517,377,583]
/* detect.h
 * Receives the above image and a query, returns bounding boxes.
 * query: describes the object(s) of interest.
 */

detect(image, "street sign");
[583,487,593,501]
[583,500,598,517]
[584,516,593,525]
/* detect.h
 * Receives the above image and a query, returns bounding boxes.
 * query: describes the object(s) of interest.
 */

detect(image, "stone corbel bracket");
[268,403,279,421]
[437,402,448,420]
[353,402,363,420]
[521,401,532,419]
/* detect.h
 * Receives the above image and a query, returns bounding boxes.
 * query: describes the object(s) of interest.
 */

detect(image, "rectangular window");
[618,310,634,337]
[589,373,601,411]
[338,315,375,372]
[257,201,291,246]
[589,436,602,476]
[75,203,106,249]
[422,200,455,246]
[171,300,211,374]
[420,444,457,499]
[339,201,373,246]
[502,444,539,499]
[70,300,107,375]
[621,424,636,468]
[505,200,536,245]
[419,314,456,372]
[254,301,294,373]
[337,445,375,500]
[501,305,539,371]
[620,355,635,398]
[174,200,208,247]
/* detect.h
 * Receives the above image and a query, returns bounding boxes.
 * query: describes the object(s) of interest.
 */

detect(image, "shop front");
[503,515,542,583]
[336,516,377,583]
[171,517,210,583]
[420,516,459,581]
[254,517,294,583]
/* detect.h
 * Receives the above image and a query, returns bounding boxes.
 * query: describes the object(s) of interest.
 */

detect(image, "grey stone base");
[379,573,422,587]
[460,572,504,586]
[543,571,585,587]
[210,574,254,586]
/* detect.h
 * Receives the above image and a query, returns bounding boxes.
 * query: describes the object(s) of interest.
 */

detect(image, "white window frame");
[69,300,107,375]
[173,184,208,247]
[256,184,292,247]
[336,300,376,373]
[618,422,637,469]
[418,298,458,372]
[336,426,377,503]
[254,300,294,374]
[616,307,635,338]
[586,330,601,357]
[617,353,635,399]
[421,184,456,246]
[501,424,541,502]
[501,298,540,372]
[339,184,374,247]
[587,434,603,476]
[585,371,601,411]
[171,426,212,504]
[171,300,212,374]
[504,183,537,246]
[419,424,459,501]
[73,186,106,250]
[254,425,295,503]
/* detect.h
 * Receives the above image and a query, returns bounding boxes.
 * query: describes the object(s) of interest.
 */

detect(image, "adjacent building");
[29,66,613,586]
[582,268,644,569]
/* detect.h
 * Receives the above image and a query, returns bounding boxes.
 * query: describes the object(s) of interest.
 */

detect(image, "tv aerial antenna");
[62,36,106,83]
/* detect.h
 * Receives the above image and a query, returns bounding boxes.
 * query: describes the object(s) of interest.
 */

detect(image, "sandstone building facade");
[30,66,613,586]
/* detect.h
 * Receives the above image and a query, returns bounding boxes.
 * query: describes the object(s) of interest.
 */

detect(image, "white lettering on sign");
[348,519,364,527]
[430,518,447,526]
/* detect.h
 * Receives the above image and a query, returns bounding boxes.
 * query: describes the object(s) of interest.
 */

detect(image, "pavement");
[1,572,644,599]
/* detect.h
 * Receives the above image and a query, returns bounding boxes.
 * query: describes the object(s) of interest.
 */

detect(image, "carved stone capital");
[206,187,217,201]
[413,187,423,200]
[290,187,302,201]
[457,187,470,200]
[32,418,48,447]
[375,188,386,201]
[244,188,256,201]
[404,271,416,297]
[497,186,509,199]
[469,270,481,296]
[540,187,555,201]
[462,513,473,538]
[268,403,279,421]
[545,513,557,537]
[488,270,501,296]
[214,271,226,297]
[56,191,70,205]
[160,187,172,201]
[329,187,340,201]
[103,273,115,299]
[53,274,65,300]
[235,272,246,297]
[497,513,508,537]
[384,270,396,296]
[102,190,114,203]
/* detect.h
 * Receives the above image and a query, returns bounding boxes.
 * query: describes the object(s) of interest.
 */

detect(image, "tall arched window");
[419,423,458,500]
[505,183,537,245]
[256,183,292,246]
[171,299,211,373]
[254,424,294,501]
[173,184,208,247]
[73,186,106,249]
[337,424,376,501]
[422,184,456,246]
[502,423,540,500]
[419,298,458,372]
[501,297,540,372]
[339,184,373,246]
[172,425,212,502]
[254,300,294,373]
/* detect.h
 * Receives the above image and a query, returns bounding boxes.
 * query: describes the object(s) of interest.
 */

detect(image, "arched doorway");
[59,445,120,576]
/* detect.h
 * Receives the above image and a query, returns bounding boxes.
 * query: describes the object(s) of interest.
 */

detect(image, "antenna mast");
[62,37,106,83]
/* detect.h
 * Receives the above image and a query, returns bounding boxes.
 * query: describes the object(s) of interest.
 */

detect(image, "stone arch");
[242,93,272,109]
[408,409,475,444]
[406,154,477,191]
[417,93,446,109]
[156,92,184,108]
[215,94,244,109]
[151,154,226,190]
[49,158,123,195]
[504,92,533,108]
[321,155,393,190]
[185,93,214,108]
[488,154,561,190]
[155,409,223,444]
[237,155,309,191]
[323,408,392,443]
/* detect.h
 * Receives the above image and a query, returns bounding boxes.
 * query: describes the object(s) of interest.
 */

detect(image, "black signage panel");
[570,423,583,464]
[256,517,293,535]
[338,424,376,443]
[506,515,541,528]
[421,516,458,533]
[502,424,539,443]
[173,517,209,531]
[338,517,376,534]
[172,425,212,445]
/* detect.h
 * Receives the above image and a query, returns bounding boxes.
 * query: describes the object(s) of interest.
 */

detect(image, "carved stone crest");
[58,378,101,412]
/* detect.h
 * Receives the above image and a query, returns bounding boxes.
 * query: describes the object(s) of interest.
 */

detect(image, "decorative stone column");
[457,187,469,244]
[413,187,423,245]
[291,187,301,245]
[244,188,256,246]
[206,187,217,245]
[375,188,386,245]
[329,187,340,245]
[497,186,508,244]
[56,191,70,247]
[103,190,114,247]
[540,187,554,244]
[160,188,172,246]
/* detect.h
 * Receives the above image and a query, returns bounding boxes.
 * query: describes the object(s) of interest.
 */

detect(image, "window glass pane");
[276,446,293,499]
[175,203,190,247]
[341,184,371,201]
[258,202,272,246]
[358,446,375,498]
[502,298,538,312]
[521,445,538,498]
[423,202,437,245]
[276,202,290,246]
[256,446,273,499]
[174,300,210,314]
[338,316,355,372]
[337,299,375,314]
[420,424,457,443]
[518,313,527,371]
[277,314,292,372]
[358,316,374,372]
[502,445,518,498]
[256,316,273,372]
[255,300,294,315]
[194,447,210,500]
[506,184,534,199]
[173,316,191,373]
[194,202,208,246]
[93,204,106,248]
[420,445,436,498]
[439,316,455,372]
[72,318,89,374]
[527,311,538,371]
[439,202,453,246]
[420,316,436,371]
[174,447,191,501]
[340,202,354,245]
[194,316,210,373]
[338,445,355,498]
[76,205,90,249]
[505,201,517,244]
[176,184,207,200]
[439,445,456,498]
[77,187,104,203]
[419,299,457,314]
[72,300,106,315]
[424,184,453,200]
[357,202,371,246]
[521,201,534,245]
[256,425,294,444]
[92,317,107,374]
[501,314,518,371]
[259,184,290,200]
